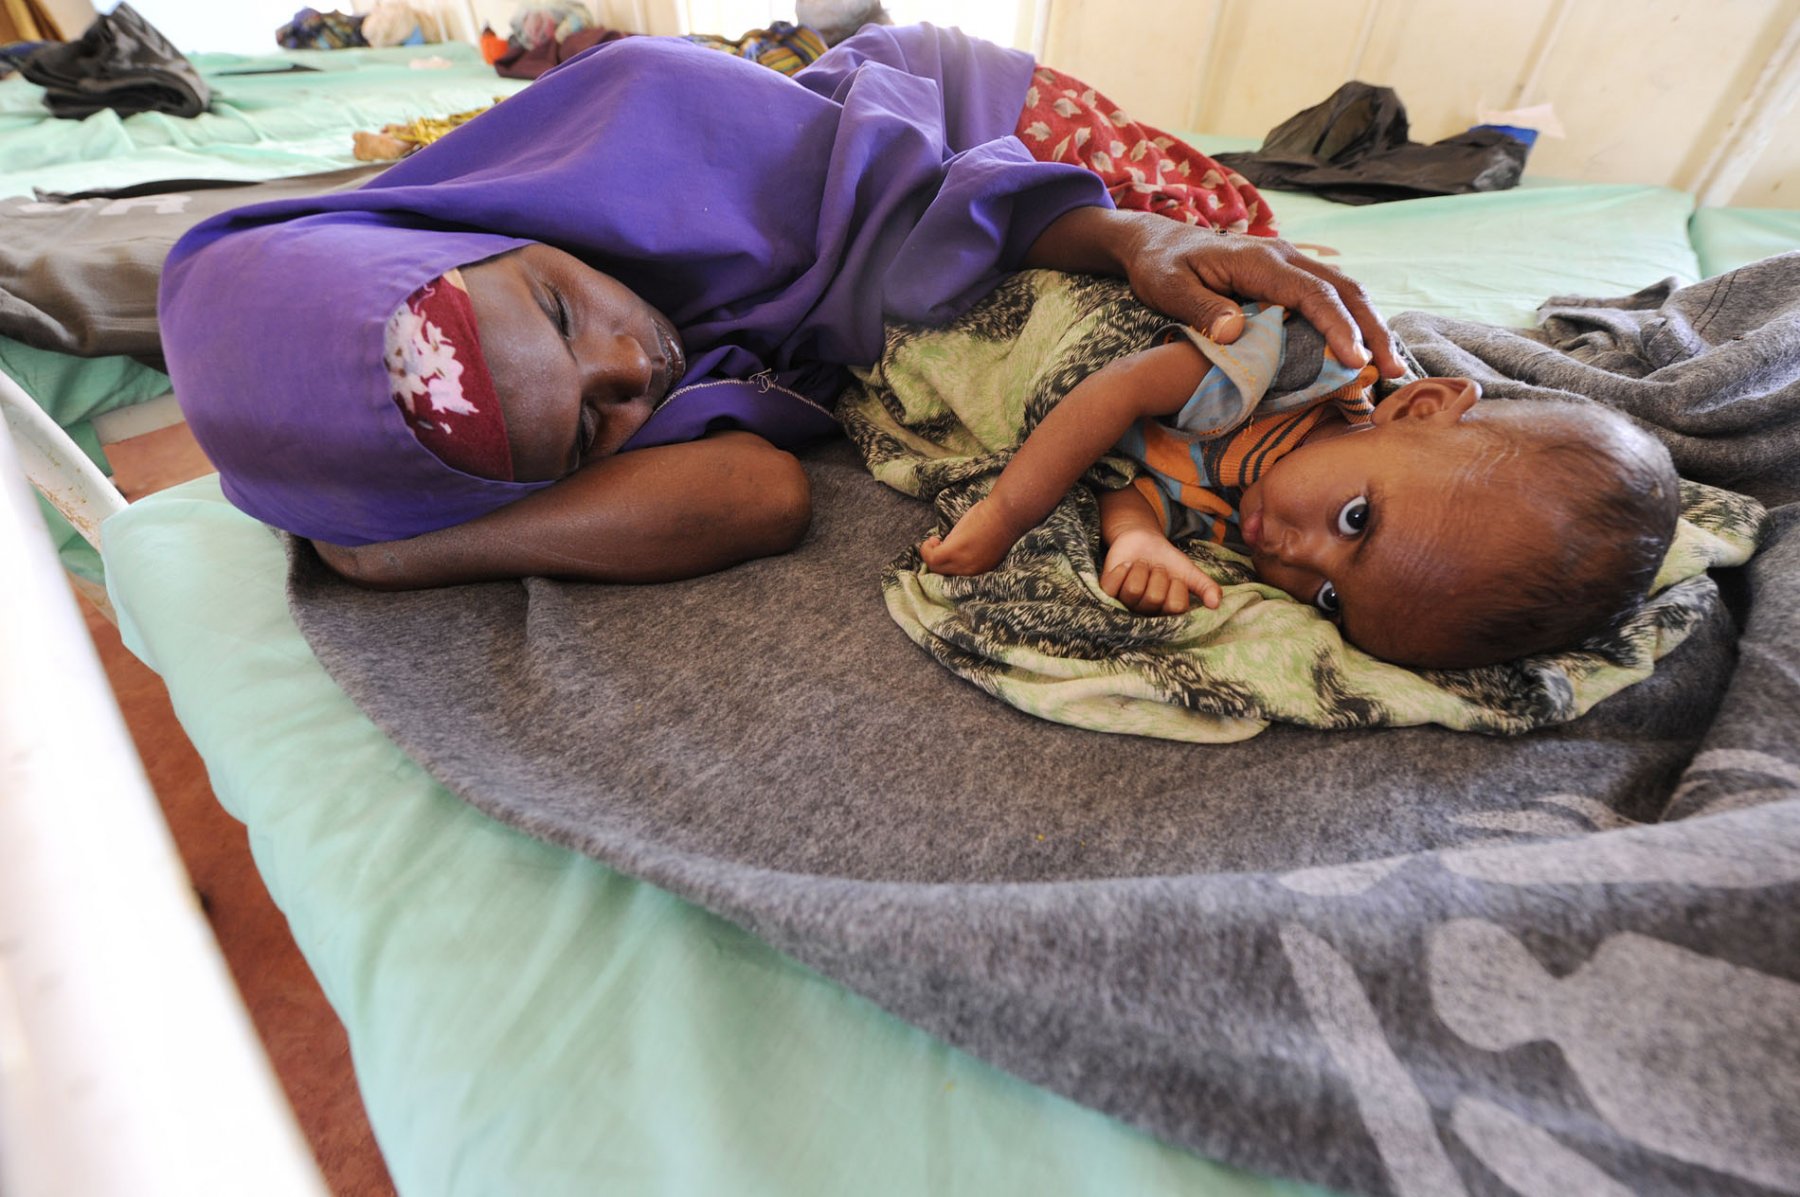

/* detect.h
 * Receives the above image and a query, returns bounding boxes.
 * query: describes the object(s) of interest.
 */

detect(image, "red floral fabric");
[1015,66,1277,237]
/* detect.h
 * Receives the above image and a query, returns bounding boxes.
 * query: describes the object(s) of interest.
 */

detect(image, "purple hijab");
[159,24,1109,544]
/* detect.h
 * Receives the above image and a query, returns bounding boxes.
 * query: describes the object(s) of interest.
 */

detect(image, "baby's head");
[1237,378,1680,669]
[388,242,684,483]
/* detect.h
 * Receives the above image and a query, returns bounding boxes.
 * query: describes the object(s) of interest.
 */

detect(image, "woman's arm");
[919,338,1209,575]
[1098,487,1220,615]
[1023,206,1406,380]
[312,431,810,589]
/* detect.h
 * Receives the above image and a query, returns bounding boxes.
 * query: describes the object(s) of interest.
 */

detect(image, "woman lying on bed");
[159,23,1402,590]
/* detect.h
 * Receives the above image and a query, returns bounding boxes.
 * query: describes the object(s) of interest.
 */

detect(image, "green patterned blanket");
[839,270,1768,742]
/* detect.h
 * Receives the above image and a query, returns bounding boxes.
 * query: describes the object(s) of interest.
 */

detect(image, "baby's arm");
[920,337,1211,575]
[311,431,809,589]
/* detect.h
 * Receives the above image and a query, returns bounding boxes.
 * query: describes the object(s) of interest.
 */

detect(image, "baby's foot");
[919,498,1018,575]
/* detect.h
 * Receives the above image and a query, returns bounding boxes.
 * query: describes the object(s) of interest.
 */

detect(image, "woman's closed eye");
[534,281,573,340]
[551,284,572,339]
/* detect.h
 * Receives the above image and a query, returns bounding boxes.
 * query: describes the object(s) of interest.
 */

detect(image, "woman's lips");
[656,320,685,390]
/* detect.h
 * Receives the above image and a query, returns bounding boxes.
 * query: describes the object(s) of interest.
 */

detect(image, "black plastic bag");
[20,2,210,120]
[1215,82,1528,205]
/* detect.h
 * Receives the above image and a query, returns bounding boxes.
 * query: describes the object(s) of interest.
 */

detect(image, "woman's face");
[461,243,685,482]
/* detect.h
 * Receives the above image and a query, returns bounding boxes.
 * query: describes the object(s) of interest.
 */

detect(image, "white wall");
[91,0,299,54]
[1034,0,1800,208]
[52,0,1800,206]
[664,0,1800,207]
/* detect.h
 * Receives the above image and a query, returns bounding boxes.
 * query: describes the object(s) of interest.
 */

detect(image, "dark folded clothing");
[493,25,626,80]
[20,2,209,120]
[0,164,387,363]
[1216,81,1528,205]
[275,7,367,51]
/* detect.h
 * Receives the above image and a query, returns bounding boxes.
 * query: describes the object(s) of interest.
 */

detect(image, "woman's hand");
[1024,207,1406,380]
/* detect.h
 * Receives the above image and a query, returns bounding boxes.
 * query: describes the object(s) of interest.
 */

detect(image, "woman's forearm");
[313,432,811,590]
[1021,205,1148,277]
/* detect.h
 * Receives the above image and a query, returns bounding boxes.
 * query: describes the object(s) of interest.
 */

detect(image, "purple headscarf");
[159,24,1110,544]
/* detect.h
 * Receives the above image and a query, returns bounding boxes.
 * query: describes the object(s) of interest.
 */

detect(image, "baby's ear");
[1371,376,1481,425]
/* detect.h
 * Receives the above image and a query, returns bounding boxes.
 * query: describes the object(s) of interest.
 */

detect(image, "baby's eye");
[1336,496,1370,536]
[1315,580,1341,616]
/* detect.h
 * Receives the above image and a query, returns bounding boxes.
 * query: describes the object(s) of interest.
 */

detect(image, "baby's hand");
[1101,529,1221,615]
[919,497,1019,576]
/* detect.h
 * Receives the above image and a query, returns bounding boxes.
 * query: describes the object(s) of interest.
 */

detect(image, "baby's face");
[1238,378,1539,667]
[461,243,686,482]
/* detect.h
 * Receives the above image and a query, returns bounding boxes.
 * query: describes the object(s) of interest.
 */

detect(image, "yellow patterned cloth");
[352,101,502,160]
[685,21,827,76]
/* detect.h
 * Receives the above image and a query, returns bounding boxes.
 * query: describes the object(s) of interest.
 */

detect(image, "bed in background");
[8,31,1800,1197]
[0,39,529,586]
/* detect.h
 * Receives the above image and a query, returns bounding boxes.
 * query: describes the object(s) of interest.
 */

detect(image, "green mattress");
[1690,205,1800,278]
[1192,133,1701,328]
[0,42,527,198]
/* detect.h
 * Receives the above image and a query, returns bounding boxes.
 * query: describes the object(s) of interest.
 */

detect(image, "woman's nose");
[582,331,652,401]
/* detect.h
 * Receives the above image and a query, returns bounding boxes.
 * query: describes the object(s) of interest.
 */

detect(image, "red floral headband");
[384,269,513,480]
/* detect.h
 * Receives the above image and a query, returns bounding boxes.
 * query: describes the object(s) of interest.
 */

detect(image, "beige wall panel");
[1045,0,1556,142]
[1730,89,1800,206]
[38,0,95,38]
[1521,0,1777,187]
[609,0,682,34]
[1041,0,1218,129]
[1346,0,1556,142]
[1043,0,1800,206]
[1196,1,1379,135]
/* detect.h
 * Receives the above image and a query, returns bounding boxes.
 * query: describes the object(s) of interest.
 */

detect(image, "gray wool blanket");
[288,255,1800,1197]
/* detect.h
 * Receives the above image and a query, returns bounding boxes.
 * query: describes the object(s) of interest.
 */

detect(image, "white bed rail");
[0,369,127,619]
[0,368,125,548]
[0,417,328,1197]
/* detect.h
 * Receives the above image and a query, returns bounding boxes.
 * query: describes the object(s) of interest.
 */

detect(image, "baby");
[373,250,1677,672]
[917,298,1681,671]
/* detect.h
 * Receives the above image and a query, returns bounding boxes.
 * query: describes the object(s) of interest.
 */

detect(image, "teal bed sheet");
[103,475,1336,1197]
[1690,206,1800,279]
[1193,134,1701,328]
[0,42,529,197]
